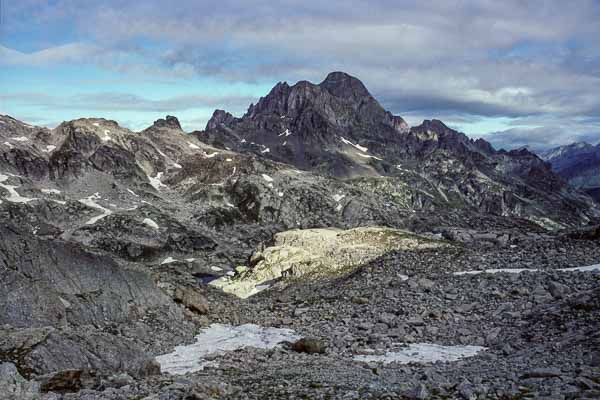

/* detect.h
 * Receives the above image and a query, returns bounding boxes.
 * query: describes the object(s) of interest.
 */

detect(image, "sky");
[1,0,600,151]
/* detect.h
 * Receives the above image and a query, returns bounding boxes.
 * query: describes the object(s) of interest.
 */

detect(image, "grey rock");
[407,383,430,399]
[457,379,477,400]
[0,363,40,400]
[521,367,563,379]
[548,281,571,299]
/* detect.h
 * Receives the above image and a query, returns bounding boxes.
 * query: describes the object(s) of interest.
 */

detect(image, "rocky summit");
[0,73,600,399]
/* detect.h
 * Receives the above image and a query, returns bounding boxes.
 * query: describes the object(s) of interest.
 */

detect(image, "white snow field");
[354,343,486,365]
[156,324,300,375]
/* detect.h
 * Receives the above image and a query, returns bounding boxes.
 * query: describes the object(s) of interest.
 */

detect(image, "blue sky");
[1,0,600,150]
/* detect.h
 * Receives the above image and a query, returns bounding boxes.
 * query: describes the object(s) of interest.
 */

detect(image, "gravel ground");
[44,234,600,399]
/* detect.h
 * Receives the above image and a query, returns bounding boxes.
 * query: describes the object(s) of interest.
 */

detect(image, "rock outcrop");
[0,223,189,379]
[210,227,447,298]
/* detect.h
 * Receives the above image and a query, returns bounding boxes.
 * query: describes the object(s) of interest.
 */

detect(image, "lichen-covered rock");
[210,227,447,298]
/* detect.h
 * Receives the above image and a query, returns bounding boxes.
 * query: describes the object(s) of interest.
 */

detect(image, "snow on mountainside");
[198,72,599,227]
[538,141,600,202]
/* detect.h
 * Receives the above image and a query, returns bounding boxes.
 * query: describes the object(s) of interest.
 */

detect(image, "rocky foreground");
[3,227,600,399]
[1,72,600,399]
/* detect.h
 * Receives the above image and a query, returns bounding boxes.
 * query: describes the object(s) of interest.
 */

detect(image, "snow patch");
[278,191,284,197]
[453,268,537,276]
[3,142,14,149]
[101,130,111,141]
[172,163,182,169]
[453,264,600,276]
[261,147,270,153]
[0,173,36,203]
[11,136,29,142]
[261,174,274,182]
[278,129,292,137]
[562,264,600,272]
[333,194,346,202]
[354,343,485,365]
[156,324,301,375]
[211,266,223,272]
[127,188,139,197]
[356,152,383,161]
[188,143,200,150]
[79,193,112,225]
[42,145,56,153]
[205,152,219,158]
[149,172,166,191]
[41,188,61,194]
[226,158,233,162]
[93,123,100,127]
[161,257,179,265]
[340,137,368,152]
[142,218,159,230]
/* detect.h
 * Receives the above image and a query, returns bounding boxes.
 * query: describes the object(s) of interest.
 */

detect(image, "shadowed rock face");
[0,223,187,378]
[0,224,178,329]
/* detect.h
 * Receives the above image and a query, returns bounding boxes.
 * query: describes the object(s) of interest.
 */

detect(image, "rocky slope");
[0,71,600,399]
[539,142,600,202]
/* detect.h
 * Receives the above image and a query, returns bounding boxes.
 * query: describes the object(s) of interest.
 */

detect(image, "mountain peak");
[152,115,182,130]
[206,110,236,130]
[319,71,371,99]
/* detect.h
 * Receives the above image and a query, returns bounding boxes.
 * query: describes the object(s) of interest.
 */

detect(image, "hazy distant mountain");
[539,142,600,202]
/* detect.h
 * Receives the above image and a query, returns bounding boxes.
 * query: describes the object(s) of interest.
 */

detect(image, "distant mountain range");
[538,142,600,202]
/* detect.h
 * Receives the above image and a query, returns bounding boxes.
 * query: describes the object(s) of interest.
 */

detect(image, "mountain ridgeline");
[199,71,598,228]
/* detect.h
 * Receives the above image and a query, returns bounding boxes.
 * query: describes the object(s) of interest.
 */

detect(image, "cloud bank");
[1,0,600,148]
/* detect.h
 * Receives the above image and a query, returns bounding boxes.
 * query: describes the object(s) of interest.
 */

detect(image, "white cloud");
[3,0,600,146]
